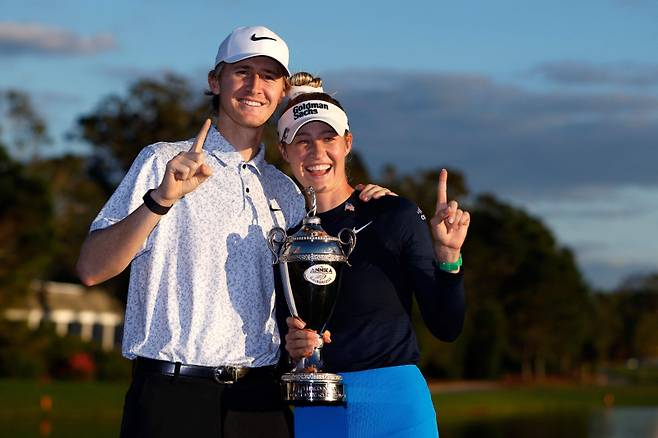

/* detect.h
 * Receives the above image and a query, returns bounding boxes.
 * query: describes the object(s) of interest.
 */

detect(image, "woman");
[276,72,469,437]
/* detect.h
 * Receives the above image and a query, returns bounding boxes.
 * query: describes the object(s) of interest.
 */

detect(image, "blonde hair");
[282,72,345,113]
[287,71,323,89]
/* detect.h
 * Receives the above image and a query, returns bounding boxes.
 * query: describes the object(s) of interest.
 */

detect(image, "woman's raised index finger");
[437,168,448,206]
[189,118,212,153]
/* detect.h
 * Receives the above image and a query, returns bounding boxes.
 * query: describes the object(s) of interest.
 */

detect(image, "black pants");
[119,364,293,438]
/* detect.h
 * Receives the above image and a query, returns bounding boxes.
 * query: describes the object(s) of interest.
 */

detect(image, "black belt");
[134,357,277,384]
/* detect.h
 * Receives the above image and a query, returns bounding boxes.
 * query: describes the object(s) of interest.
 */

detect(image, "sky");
[1,0,657,290]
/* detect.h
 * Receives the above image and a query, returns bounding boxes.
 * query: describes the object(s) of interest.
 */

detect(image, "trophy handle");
[279,263,299,318]
[267,227,287,264]
[338,228,357,263]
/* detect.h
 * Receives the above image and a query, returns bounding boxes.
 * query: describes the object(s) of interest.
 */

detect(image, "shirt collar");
[205,125,265,174]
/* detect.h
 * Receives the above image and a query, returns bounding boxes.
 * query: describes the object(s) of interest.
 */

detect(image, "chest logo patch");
[303,264,337,286]
[353,221,373,234]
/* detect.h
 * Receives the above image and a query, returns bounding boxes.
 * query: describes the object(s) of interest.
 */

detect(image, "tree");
[610,273,658,360]
[27,156,106,283]
[0,145,54,306]
[464,194,591,379]
[0,90,51,161]
[634,313,658,359]
[584,292,622,367]
[0,90,57,305]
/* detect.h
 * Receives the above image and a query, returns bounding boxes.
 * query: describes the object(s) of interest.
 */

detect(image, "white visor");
[278,100,350,144]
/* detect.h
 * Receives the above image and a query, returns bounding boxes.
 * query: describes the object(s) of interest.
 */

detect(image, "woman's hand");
[284,317,331,361]
[430,169,470,265]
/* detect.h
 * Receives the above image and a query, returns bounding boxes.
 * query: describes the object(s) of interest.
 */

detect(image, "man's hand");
[430,169,470,264]
[152,119,214,206]
[355,183,397,201]
[284,316,331,361]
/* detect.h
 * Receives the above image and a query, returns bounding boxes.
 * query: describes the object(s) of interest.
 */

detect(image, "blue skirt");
[295,365,439,438]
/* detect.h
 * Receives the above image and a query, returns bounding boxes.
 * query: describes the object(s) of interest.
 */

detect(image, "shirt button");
[245,187,250,193]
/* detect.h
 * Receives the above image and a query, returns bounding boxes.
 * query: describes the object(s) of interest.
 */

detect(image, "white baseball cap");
[214,26,290,76]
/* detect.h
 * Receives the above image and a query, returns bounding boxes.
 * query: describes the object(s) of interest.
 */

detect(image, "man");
[77,26,305,437]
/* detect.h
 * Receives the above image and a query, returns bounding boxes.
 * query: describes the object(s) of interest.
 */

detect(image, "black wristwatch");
[143,189,172,215]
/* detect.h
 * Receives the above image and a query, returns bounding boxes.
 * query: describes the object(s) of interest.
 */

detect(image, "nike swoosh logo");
[353,221,373,234]
[251,34,276,42]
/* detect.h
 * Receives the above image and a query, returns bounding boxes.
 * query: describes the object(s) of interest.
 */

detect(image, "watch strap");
[143,189,171,215]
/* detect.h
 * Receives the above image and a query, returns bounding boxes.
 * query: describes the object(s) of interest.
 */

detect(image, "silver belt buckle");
[213,366,237,384]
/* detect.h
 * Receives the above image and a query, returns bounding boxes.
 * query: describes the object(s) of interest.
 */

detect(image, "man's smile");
[238,98,265,107]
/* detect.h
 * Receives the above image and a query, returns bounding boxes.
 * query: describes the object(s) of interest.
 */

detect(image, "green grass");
[0,379,127,438]
[432,383,658,424]
[0,378,127,418]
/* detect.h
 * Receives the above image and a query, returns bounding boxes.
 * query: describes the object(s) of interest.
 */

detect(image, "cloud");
[528,203,648,220]
[579,259,657,291]
[321,69,658,198]
[516,185,658,217]
[531,61,658,87]
[0,22,116,56]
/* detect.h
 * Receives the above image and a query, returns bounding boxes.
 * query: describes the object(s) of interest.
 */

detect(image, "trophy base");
[281,372,346,405]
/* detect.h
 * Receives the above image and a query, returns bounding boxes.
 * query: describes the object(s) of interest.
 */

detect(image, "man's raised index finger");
[189,118,212,153]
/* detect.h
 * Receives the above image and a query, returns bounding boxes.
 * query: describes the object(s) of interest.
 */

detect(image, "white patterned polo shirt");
[91,126,306,367]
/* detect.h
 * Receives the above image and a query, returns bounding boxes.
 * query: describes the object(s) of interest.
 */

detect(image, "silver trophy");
[267,187,356,404]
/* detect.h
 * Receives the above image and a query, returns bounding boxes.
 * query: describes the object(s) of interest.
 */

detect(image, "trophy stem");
[304,186,317,217]
[293,346,323,373]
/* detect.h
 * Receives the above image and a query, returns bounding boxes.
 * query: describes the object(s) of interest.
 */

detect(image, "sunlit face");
[280,121,352,194]
[208,56,286,130]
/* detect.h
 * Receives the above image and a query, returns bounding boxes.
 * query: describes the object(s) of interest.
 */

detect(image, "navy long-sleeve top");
[276,191,465,373]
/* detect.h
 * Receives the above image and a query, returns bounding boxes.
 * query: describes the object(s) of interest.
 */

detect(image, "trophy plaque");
[267,187,356,404]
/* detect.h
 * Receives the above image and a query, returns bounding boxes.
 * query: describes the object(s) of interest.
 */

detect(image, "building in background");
[3,281,123,351]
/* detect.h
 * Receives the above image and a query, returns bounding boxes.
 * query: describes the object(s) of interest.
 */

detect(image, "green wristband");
[439,254,462,272]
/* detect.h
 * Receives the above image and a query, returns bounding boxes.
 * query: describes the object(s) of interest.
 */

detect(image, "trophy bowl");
[268,189,355,405]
